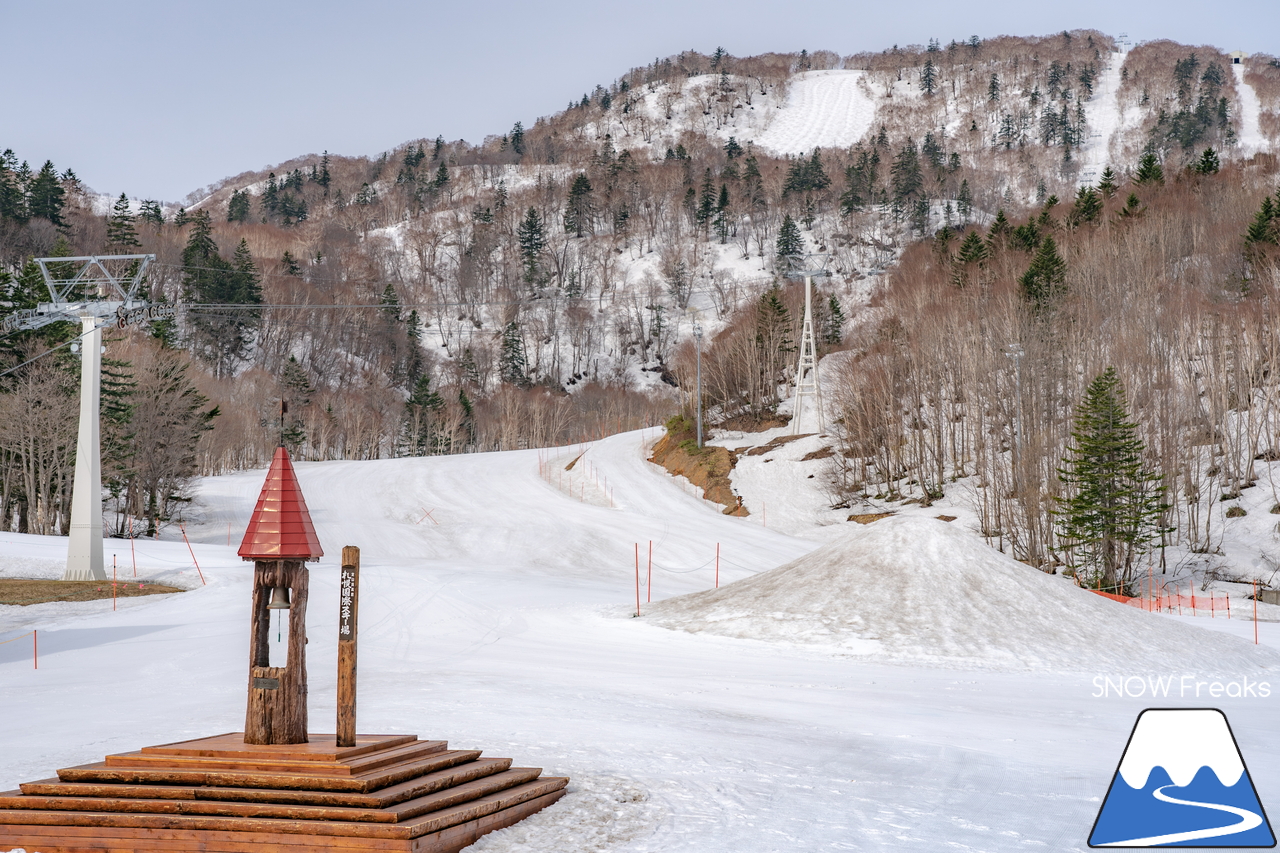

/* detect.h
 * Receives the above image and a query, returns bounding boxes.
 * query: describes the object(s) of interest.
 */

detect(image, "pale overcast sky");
[2,0,1276,202]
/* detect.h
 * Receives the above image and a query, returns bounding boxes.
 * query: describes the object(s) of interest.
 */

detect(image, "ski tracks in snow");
[1233,64,1267,156]
[1078,49,1126,187]
[756,70,876,155]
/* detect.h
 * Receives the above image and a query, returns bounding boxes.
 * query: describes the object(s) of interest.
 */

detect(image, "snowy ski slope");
[1234,64,1267,157]
[4,430,1280,852]
[1078,48,1127,187]
[754,70,877,155]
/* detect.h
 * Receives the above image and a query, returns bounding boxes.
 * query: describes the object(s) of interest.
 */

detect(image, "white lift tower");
[1,254,159,580]
[789,256,831,435]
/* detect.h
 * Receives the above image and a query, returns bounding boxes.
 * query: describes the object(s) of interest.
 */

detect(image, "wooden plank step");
[20,755,507,808]
[399,776,569,838]
[0,789,565,852]
[103,739,447,776]
[0,767,539,825]
[57,748,479,794]
[0,823,412,851]
[0,778,568,840]
[140,733,417,763]
[386,768,542,822]
[411,788,566,853]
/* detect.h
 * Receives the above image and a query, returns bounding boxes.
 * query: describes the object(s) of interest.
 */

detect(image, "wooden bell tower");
[237,446,323,745]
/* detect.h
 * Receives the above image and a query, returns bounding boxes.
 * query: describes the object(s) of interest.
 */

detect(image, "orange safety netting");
[1089,587,1232,618]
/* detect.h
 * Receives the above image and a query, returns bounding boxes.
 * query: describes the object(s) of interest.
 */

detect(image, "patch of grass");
[0,578,185,606]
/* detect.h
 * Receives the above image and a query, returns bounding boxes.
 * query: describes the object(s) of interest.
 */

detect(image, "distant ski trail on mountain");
[1078,48,1126,187]
[1234,64,1266,156]
[1097,784,1263,847]
[756,70,875,155]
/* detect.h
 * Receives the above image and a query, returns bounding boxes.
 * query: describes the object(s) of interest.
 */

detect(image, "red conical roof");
[238,447,323,562]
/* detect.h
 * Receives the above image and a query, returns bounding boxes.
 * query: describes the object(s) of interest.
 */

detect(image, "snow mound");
[755,70,875,155]
[646,516,1280,673]
[466,774,662,853]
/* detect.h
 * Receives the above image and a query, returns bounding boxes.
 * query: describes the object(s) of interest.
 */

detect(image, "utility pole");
[2,255,162,581]
[693,321,704,448]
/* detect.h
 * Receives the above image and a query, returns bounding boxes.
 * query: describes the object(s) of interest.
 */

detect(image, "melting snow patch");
[467,774,662,853]
[645,516,1280,673]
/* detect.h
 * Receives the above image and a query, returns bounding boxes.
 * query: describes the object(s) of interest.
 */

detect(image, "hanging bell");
[267,585,292,610]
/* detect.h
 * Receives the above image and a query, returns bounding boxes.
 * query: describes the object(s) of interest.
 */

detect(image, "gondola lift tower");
[1,254,164,580]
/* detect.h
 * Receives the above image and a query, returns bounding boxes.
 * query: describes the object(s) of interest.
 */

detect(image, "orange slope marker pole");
[179,524,206,586]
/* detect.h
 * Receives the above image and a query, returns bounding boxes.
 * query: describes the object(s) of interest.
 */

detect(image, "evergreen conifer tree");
[890,139,923,204]
[1069,186,1104,226]
[1097,166,1118,198]
[1134,151,1164,185]
[776,214,803,271]
[920,57,938,95]
[823,295,845,344]
[499,321,529,386]
[279,355,313,452]
[714,184,731,244]
[0,149,24,221]
[1056,367,1167,591]
[1118,192,1145,220]
[1194,147,1221,175]
[563,173,594,237]
[106,193,141,251]
[227,189,251,223]
[517,207,546,284]
[281,250,303,276]
[1019,235,1067,308]
[26,161,66,225]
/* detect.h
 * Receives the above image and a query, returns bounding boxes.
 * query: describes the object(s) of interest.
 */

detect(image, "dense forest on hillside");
[828,154,1280,583]
[0,31,1277,543]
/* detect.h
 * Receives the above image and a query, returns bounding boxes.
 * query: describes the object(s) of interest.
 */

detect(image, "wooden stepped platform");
[0,733,568,852]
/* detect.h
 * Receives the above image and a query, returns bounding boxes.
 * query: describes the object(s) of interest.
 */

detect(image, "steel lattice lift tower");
[789,255,831,435]
[2,254,161,580]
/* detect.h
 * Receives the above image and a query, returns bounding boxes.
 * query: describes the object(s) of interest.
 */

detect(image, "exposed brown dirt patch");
[715,413,791,433]
[0,578,186,606]
[848,512,896,524]
[744,434,815,456]
[800,446,835,461]
[650,416,748,515]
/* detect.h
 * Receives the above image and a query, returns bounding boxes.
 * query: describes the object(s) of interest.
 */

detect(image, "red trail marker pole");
[179,524,206,585]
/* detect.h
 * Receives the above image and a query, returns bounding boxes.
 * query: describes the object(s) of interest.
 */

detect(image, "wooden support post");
[337,546,360,748]
[245,560,309,745]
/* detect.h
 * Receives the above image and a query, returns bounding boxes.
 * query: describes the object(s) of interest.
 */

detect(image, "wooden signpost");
[337,545,360,747]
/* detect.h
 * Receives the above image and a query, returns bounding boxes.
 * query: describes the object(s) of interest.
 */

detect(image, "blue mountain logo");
[1090,708,1275,847]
